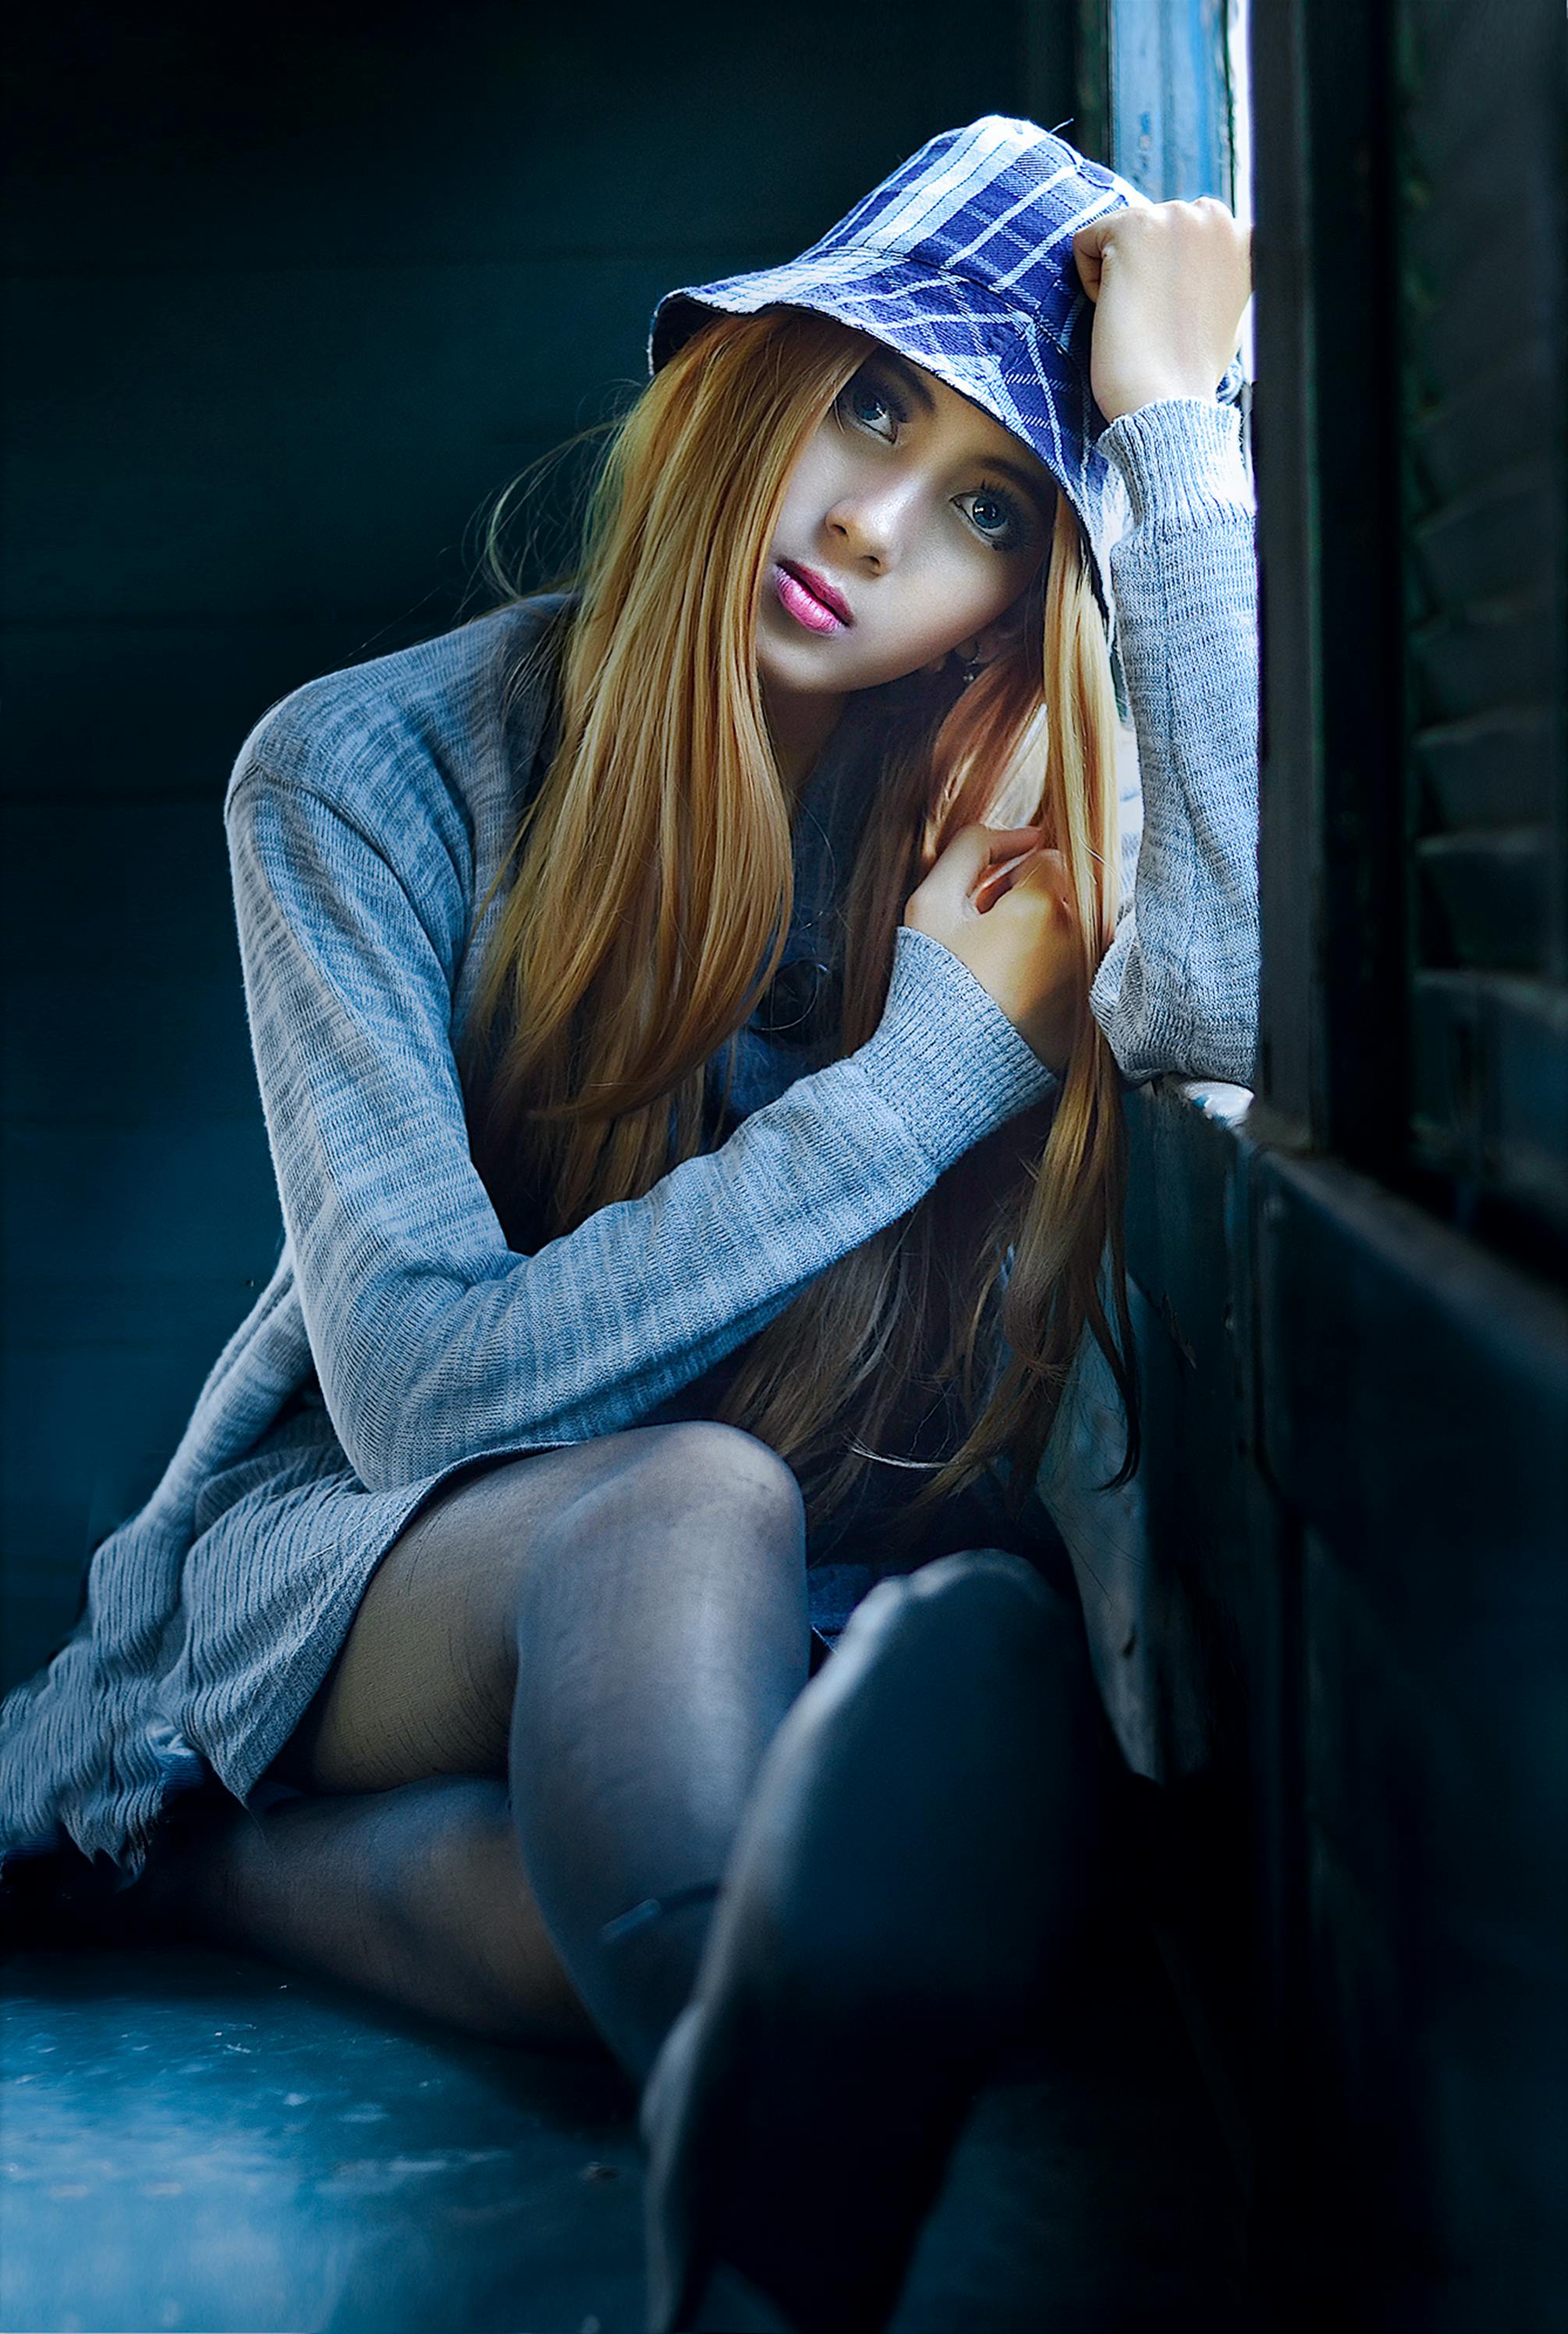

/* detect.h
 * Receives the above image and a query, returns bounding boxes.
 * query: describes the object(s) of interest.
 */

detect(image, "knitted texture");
[0,399,1258,1877]
[1090,401,1258,1081]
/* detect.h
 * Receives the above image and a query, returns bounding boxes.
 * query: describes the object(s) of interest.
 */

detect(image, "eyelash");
[835,371,1034,552]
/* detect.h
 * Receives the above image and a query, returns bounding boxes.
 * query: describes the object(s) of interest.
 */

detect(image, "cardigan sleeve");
[1087,398,1260,1087]
[225,769,1055,1492]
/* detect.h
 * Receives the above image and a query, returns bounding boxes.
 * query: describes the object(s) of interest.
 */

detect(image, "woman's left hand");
[1072,197,1252,424]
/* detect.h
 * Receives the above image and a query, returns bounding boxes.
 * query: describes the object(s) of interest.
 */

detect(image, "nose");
[825,474,920,573]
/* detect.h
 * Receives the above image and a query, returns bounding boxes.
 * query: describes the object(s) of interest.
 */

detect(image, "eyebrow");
[871,349,1056,520]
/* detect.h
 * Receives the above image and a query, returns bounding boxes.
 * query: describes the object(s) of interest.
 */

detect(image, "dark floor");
[1,1924,1247,2333]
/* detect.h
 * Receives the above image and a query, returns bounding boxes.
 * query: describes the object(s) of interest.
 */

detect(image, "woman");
[1,119,1256,2332]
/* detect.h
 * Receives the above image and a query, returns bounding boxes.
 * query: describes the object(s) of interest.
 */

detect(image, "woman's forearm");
[1087,397,1260,1086]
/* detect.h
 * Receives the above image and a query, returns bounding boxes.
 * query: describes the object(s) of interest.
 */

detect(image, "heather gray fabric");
[0,396,1258,1880]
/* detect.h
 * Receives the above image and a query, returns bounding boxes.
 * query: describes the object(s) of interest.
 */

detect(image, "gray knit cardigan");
[0,398,1258,1878]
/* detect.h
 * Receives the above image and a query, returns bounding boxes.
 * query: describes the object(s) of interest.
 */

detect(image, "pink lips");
[773,561,850,635]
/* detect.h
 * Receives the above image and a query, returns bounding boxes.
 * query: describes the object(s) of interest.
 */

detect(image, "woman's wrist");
[853,927,1058,1172]
[1098,398,1252,537]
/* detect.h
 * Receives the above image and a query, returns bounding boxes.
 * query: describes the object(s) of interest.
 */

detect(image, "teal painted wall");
[0,5,1078,1688]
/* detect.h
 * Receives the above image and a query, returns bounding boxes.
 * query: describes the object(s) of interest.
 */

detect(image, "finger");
[1007,847,1077,917]
[1071,219,1113,300]
[914,824,999,907]
[981,825,1047,868]
[973,848,1073,919]
[970,838,1048,909]
[923,824,1042,904]
[970,863,1021,914]
[966,830,1052,915]
[1072,218,1115,259]
[975,849,1034,894]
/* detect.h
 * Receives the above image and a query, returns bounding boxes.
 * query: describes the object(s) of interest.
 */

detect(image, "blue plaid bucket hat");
[648,115,1243,619]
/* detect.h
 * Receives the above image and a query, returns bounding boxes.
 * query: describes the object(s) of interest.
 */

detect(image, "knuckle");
[1019,883,1063,926]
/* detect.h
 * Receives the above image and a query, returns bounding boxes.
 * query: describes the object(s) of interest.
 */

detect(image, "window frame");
[1081,0,1568,1271]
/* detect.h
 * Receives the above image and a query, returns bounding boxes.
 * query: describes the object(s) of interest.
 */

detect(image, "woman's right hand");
[1072,197,1252,424]
[903,825,1087,1074]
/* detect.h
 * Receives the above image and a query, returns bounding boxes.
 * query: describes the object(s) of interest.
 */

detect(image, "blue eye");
[835,372,1034,554]
[960,483,1027,551]
[838,369,906,440]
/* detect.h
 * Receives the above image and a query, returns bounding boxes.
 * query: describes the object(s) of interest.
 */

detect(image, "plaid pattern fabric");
[649,115,1243,610]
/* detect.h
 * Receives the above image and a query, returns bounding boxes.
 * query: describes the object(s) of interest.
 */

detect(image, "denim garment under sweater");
[0,399,1259,1878]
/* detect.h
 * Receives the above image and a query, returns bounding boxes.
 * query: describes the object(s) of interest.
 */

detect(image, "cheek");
[772,431,840,536]
[956,553,1045,644]
[912,555,1033,656]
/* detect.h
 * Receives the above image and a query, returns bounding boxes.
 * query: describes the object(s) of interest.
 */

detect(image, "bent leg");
[143,1421,810,2072]
[152,1773,596,2046]
[508,1421,811,2077]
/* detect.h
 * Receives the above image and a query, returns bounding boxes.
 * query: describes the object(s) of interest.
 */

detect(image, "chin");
[757,644,856,696]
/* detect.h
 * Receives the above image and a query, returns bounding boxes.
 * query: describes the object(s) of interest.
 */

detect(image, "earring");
[956,641,984,689]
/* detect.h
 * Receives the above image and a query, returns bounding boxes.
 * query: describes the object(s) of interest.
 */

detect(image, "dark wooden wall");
[1119,1082,1568,2333]
[0,3,1078,1689]
[1100,2,1568,2325]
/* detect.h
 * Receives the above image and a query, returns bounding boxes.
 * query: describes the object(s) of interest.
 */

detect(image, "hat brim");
[648,260,1122,622]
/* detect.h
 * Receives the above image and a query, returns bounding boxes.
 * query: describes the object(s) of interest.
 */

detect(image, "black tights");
[133,1421,1088,2086]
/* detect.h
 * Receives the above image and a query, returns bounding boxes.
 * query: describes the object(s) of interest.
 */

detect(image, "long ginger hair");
[459,307,1136,1541]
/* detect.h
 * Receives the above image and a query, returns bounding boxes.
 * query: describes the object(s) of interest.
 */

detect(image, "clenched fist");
[1073,197,1252,424]
[903,825,1090,1074]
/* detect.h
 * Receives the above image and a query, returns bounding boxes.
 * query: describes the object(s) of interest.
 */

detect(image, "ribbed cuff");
[851,925,1058,1172]
[1099,399,1252,536]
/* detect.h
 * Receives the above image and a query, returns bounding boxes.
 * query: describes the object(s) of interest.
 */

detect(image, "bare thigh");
[265,1421,800,1797]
